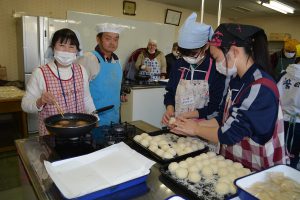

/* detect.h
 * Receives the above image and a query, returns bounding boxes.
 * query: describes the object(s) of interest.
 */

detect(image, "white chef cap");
[96,23,126,34]
[178,12,213,49]
[44,29,83,60]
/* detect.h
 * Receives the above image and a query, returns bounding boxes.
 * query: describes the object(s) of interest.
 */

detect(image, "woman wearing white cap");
[135,39,167,82]
[162,13,227,128]
[22,28,96,135]
[77,23,124,125]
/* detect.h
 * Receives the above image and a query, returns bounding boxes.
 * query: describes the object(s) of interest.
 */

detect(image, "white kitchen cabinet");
[121,86,166,128]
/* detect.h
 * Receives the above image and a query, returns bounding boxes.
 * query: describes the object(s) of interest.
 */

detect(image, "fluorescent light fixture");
[257,0,295,14]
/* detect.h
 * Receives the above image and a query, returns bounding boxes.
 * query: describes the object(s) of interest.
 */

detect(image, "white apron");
[139,57,161,82]
[175,58,212,117]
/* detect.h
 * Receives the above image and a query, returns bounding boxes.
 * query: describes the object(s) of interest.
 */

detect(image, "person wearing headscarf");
[135,39,167,82]
[171,23,288,171]
[22,28,95,135]
[165,42,180,78]
[277,44,300,169]
[271,38,299,80]
[162,13,227,129]
[77,23,125,125]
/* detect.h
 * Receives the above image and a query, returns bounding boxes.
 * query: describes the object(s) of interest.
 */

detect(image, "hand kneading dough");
[175,167,188,179]
[188,172,201,183]
[215,182,230,195]
[168,162,179,174]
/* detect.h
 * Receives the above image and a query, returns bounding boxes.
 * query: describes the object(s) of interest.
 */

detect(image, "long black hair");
[50,28,81,51]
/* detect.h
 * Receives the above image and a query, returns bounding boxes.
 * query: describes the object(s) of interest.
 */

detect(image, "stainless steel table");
[15,120,182,200]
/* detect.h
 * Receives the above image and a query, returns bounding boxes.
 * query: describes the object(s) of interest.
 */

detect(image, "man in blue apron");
[78,23,124,126]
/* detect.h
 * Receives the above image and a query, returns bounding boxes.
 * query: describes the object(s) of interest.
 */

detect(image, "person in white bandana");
[162,12,227,129]
[135,39,167,82]
[21,28,96,136]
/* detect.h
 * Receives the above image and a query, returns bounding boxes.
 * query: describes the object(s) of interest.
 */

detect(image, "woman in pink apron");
[171,23,288,171]
[162,13,227,128]
[21,28,96,135]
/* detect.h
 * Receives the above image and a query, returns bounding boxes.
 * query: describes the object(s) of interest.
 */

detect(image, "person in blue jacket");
[171,23,288,171]
[162,12,227,126]
[78,23,125,125]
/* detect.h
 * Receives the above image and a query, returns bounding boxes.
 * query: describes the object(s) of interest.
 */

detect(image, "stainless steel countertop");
[15,120,182,200]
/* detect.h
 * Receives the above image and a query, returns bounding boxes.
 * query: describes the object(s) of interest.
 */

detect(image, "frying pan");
[44,105,114,138]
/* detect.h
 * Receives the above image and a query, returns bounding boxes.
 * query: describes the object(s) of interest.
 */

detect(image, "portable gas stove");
[40,122,140,161]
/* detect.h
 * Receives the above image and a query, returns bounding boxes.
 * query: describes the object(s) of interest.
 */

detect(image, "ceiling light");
[257,0,295,14]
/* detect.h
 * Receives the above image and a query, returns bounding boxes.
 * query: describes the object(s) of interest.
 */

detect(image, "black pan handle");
[91,105,114,114]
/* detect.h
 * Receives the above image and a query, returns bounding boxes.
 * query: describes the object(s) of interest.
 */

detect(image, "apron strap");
[179,67,187,79]
[235,78,279,104]
[204,58,213,81]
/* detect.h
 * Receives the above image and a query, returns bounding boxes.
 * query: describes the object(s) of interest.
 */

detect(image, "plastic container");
[64,174,149,200]
[234,165,300,200]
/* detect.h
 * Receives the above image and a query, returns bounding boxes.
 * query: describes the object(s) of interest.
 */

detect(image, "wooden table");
[0,86,28,152]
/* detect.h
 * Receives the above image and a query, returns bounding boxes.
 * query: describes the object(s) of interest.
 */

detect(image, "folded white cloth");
[44,142,155,199]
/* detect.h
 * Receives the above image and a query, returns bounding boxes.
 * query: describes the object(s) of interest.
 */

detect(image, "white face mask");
[54,50,77,66]
[284,52,295,59]
[183,54,205,65]
[216,58,237,77]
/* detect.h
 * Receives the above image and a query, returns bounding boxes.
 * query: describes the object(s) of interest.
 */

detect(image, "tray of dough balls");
[160,152,252,200]
[132,130,208,164]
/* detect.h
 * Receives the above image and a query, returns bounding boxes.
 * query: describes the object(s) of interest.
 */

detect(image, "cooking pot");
[135,74,151,81]
[44,105,114,138]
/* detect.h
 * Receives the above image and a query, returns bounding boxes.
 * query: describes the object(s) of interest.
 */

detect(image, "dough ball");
[211,165,218,174]
[158,140,168,146]
[185,157,195,165]
[218,177,232,184]
[202,159,210,167]
[218,167,228,177]
[155,149,164,157]
[177,137,186,144]
[140,139,150,147]
[232,162,243,169]
[195,155,203,161]
[175,167,188,179]
[152,136,161,142]
[200,153,209,160]
[185,137,193,142]
[178,143,186,149]
[215,182,230,195]
[228,183,237,194]
[163,152,174,159]
[149,145,158,152]
[191,144,199,151]
[168,162,179,174]
[168,117,176,125]
[197,143,205,150]
[141,133,149,138]
[196,161,204,171]
[188,165,199,173]
[202,166,213,178]
[216,155,225,161]
[177,150,185,156]
[207,151,217,158]
[236,168,251,177]
[161,144,170,151]
[133,135,143,142]
[224,159,233,166]
[184,147,193,154]
[217,160,227,168]
[188,172,201,183]
[209,157,218,164]
[179,161,188,169]
[167,148,177,156]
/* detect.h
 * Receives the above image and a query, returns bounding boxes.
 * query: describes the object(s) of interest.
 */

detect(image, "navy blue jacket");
[216,64,279,145]
[164,54,227,119]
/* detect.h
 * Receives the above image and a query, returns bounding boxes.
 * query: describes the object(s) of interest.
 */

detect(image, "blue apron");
[90,50,122,125]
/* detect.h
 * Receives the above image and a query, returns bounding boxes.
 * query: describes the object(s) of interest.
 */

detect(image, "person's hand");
[161,106,175,126]
[120,94,128,102]
[171,117,199,136]
[145,66,151,72]
[36,91,57,108]
[177,111,199,119]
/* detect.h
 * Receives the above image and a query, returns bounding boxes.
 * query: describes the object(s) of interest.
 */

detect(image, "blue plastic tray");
[63,174,149,200]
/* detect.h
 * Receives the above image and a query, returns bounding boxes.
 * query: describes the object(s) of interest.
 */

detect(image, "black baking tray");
[130,129,208,164]
[159,165,236,200]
